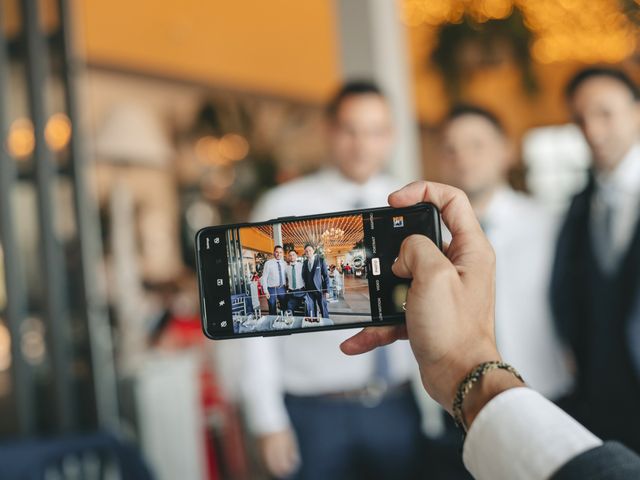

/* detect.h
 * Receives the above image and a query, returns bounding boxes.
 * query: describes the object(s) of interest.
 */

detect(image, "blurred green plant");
[620,0,640,25]
[431,8,535,98]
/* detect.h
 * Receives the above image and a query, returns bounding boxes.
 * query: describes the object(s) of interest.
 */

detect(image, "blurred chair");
[135,352,208,480]
[0,431,153,480]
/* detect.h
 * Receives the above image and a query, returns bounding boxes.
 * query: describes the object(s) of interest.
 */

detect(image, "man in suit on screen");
[301,243,330,319]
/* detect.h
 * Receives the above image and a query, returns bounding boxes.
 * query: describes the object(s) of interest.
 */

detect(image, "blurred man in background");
[439,104,572,398]
[432,104,573,478]
[552,67,640,453]
[242,82,422,479]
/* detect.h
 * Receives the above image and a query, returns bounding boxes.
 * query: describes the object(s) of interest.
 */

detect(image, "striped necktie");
[592,190,617,272]
[291,264,296,289]
[351,198,393,389]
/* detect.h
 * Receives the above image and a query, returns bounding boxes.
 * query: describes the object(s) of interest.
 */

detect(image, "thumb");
[392,234,447,280]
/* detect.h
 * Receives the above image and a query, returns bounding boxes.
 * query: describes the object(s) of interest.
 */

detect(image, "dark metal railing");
[0,2,35,436]
[0,0,119,437]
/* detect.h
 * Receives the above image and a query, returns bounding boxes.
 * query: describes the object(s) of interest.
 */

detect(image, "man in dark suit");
[553,442,640,479]
[301,243,330,318]
[551,67,640,453]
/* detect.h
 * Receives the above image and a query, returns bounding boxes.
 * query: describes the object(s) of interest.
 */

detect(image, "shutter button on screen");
[372,258,381,276]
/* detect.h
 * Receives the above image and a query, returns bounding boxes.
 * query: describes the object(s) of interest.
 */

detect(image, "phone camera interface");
[202,205,436,336]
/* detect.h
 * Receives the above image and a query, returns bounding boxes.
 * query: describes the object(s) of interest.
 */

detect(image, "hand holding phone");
[340,181,501,420]
[196,202,442,339]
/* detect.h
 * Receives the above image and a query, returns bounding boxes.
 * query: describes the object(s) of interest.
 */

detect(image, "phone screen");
[196,203,441,339]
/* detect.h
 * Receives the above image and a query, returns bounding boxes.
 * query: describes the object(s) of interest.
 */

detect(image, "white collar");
[478,185,514,230]
[321,167,393,201]
[323,167,380,186]
[595,144,640,197]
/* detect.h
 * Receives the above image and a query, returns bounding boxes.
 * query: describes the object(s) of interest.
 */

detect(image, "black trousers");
[306,290,328,318]
[284,390,424,480]
[287,290,307,314]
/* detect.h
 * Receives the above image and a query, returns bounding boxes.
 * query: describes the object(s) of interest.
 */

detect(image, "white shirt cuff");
[463,387,602,480]
[244,390,291,435]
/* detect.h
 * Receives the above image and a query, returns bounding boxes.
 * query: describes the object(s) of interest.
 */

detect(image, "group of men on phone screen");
[260,243,330,319]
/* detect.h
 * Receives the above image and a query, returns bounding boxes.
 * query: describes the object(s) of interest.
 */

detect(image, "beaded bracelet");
[451,360,524,433]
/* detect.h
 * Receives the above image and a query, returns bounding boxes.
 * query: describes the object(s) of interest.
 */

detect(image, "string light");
[218,133,249,162]
[196,133,249,166]
[7,113,73,159]
[7,118,35,159]
[321,227,345,243]
[195,135,223,166]
[255,216,364,251]
[401,0,637,64]
[519,0,636,63]
[45,113,72,151]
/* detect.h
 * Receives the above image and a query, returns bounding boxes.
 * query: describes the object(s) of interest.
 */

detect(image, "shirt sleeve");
[261,261,270,290]
[250,191,278,222]
[241,337,291,435]
[321,258,330,291]
[463,387,602,480]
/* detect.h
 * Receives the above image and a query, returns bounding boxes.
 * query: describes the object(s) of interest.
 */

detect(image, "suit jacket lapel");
[618,202,640,378]
[551,179,593,360]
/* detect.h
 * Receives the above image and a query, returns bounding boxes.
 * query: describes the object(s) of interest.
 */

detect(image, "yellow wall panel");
[239,228,274,254]
[78,0,340,101]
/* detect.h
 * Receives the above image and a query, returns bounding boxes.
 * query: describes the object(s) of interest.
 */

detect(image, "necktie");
[592,191,616,272]
[277,261,283,286]
[373,345,391,386]
[352,197,365,210]
[291,264,296,289]
[352,197,392,389]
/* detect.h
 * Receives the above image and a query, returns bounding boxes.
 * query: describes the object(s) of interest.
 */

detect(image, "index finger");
[340,324,408,356]
[388,181,483,240]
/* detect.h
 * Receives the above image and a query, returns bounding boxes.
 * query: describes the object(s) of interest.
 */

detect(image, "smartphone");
[196,202,442,340]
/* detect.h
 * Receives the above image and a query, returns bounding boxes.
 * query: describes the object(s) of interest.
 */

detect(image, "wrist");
[462,368,526,428]
[424,346,501,411]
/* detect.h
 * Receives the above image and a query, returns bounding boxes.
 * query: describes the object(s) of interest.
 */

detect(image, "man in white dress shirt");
[439,104,572,399]
[285,249,306,314]
[430,104,573,478]
[261,245,288,315]
[242,82,422,479]
[552,67,640,453]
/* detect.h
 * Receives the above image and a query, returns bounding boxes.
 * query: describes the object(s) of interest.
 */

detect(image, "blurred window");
[523,124,591,213]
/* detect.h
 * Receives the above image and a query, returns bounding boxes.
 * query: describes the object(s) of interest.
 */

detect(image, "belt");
[287,381,412,408]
